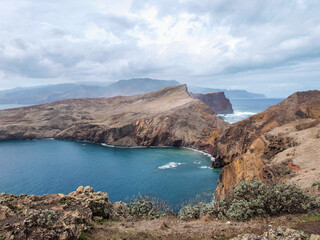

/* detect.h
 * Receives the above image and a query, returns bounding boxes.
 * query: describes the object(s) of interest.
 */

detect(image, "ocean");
[220,98,285,123]
[0,98,283,207]
[0,139,220,208]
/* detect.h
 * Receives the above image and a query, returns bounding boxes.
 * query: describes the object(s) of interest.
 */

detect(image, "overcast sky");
[0,0,319,97]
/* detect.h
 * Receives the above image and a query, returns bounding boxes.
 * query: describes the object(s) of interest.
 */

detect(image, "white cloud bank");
[0,0,319,97]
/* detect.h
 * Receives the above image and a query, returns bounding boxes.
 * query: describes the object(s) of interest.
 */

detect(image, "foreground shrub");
[24,209,57,227]
[178,181,319,221]
[266,182,318,215]
[128,194,173,219]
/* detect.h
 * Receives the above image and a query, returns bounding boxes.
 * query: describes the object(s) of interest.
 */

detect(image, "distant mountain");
[101,78,180,97]
[0,78,264,105]
[187,86,266,99]
[0,78,180,105]
[0,84,103,104]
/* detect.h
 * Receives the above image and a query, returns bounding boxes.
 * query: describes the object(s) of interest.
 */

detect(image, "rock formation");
[0,85,228,148]
[190,92,233,114]
[0,186,129,240]
[210,90,320,199]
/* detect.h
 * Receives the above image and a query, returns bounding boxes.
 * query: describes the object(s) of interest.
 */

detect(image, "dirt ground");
[83,212,320,240]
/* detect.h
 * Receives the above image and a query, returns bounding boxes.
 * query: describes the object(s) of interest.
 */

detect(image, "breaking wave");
[158,162,183,169]
[218,111,257,123]
[199,166,213,169]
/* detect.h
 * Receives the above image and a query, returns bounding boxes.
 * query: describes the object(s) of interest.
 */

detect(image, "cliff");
[211,90,320,199]
[0,85,228,148]
[190,92,233,114]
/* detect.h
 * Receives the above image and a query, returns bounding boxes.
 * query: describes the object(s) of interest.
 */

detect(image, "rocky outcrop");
[0,85,228,148]
[0,186,129,240]
[232,226,320,240]
[211,90,320,199]
[190,92,233,114]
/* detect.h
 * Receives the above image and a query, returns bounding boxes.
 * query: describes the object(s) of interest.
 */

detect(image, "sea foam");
[218,111,257,123]
[183,147,215,161]
[199,166,213,169]
[158,162,183,169]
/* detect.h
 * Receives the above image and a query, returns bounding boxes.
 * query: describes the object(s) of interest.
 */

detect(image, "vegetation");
[179,181,319,221]
[312,182,320,187]
[24,209,57,227]
[79,233,89,240]
[301,211,320,222]
[128,194,173,219]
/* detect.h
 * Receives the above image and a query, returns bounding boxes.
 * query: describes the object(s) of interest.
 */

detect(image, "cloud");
[0,0,319,96]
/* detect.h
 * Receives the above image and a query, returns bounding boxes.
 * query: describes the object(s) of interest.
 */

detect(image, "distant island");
[0,78,265,105]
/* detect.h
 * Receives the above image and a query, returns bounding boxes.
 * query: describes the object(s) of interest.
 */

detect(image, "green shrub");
[178,181,319,221]
[179,202,215,220]
[24,209,57,227]
[128,195,173,219]
[266,182,318,215]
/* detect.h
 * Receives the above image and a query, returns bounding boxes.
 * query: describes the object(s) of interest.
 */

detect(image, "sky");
[0,0,319,97]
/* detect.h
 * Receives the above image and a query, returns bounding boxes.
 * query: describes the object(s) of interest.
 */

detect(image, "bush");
[178,181,319,221]
[266,182,319,215]
[128,194,173,219]
[24,209,57,227]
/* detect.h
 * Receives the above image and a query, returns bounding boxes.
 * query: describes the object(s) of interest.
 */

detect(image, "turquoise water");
[0,139,220,208]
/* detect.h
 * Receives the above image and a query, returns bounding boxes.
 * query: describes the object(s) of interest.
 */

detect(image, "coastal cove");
[0,139,220,208]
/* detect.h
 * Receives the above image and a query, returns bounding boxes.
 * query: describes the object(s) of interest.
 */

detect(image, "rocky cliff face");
[211,90,320,199]
[190,92,233,114]
[0,85,228,148]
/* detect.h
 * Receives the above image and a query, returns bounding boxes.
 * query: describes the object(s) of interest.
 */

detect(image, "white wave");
[101,143,114,148]
[183,147,215,161]
[199,166,213,169]
[158,162,183,169]
[218,111,258,123]
[194,161,201,164]
[100,143,149,149]
[232,111,257,116]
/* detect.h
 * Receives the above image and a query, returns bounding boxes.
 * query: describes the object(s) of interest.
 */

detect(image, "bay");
[0,139,220,208]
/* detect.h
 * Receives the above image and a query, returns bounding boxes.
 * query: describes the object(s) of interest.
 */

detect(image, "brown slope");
[0,85,228,148]
[210,90,320,199]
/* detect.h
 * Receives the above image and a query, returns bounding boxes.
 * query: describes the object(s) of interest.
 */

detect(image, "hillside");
[0,85,228,148]
[207,90,320,199]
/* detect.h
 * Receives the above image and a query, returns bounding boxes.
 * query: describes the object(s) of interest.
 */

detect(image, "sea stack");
[190,92,233,114]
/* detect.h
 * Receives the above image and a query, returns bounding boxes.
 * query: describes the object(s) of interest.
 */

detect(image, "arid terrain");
[0,186,319,240]
[0,85,228,147]
[208,90,320,200]
[0,87,319,239]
